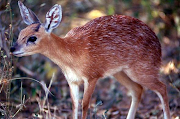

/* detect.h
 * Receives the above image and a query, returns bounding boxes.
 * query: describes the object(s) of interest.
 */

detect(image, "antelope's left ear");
[44,4,62,33]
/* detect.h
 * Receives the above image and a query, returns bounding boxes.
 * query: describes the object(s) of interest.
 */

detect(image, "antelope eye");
[27,36,37,43]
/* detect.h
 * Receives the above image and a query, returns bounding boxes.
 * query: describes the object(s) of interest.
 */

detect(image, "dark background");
[0,0,180,118]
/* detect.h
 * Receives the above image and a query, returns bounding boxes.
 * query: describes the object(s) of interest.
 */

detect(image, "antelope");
[10,1,170,119]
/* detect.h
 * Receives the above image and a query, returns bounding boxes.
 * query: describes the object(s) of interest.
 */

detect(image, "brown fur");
[13,15,170,119]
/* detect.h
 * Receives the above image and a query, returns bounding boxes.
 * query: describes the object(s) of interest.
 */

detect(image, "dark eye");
[27,36,37,43]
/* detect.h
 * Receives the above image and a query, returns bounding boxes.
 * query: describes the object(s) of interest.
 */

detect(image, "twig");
[16,63,37,78]
[168,75,180,93]
[10,77,53,96]
[42,73,55,107]
[12,95,26,118]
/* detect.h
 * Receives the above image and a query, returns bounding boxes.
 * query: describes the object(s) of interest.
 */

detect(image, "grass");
[0,0,14,118]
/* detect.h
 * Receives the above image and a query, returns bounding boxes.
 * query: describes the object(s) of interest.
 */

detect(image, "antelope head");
[10,1,62,57]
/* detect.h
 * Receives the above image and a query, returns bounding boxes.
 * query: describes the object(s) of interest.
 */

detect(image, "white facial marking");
[12,48,24,56]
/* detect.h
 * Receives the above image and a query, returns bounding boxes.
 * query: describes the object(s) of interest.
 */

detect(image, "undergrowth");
[0,0,14,118]
[0,1,55,118]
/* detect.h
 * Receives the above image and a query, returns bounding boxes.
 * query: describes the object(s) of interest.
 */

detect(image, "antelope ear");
[44,4,62,33]
[18,1,40,25]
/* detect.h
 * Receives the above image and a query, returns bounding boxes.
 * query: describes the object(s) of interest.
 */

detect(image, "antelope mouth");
[13,52,24,57]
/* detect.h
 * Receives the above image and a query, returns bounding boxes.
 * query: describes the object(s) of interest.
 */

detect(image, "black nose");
[10,47,16,52]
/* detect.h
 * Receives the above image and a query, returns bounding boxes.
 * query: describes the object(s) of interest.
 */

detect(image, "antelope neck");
[41,33,77,71]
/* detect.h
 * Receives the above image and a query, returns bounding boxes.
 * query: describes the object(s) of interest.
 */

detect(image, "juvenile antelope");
[10,1,170,119]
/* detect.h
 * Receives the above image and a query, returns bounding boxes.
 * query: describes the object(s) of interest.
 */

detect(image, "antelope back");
[63,15,161,78]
